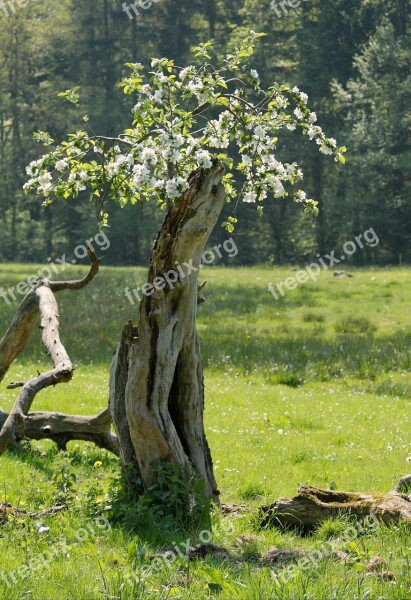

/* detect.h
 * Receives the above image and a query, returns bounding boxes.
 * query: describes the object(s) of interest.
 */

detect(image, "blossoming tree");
[23,33,345,499]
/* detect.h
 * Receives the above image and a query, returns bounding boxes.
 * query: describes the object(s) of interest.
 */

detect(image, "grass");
[0,263,410,599]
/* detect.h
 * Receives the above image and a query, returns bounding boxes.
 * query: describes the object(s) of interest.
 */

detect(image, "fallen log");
[260,479,411,531]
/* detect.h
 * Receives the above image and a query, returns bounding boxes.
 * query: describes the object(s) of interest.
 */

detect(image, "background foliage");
[0,0,409,265]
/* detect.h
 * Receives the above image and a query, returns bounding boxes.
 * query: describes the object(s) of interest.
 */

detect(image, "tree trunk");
[110,163,226,500]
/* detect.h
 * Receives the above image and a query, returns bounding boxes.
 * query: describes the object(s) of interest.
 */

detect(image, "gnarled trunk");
[110,163,225,499]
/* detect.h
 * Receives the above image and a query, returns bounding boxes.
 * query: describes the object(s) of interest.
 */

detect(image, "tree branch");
[49,244,100,292]
[0,246,100,453]
[0,408,119,455]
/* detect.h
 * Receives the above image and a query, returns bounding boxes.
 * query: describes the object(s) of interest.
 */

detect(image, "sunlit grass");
[0,264,410,599]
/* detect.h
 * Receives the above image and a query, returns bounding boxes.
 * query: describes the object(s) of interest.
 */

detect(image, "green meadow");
[0,263,410,599]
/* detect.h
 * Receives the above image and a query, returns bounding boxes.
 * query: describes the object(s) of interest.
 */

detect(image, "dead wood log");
[0,408,119,455]
[0,246,115,455]
[260,481,411,531]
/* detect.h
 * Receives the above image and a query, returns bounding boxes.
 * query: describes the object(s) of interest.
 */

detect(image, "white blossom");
[166,176,189,200]
[194,149,212,169]
[320,145,333,155]
[294,107,304,120]
[253,125,266,140]
[243,191,257,203]
[26,159,43,176]
[55,159,69,172]
[141,147,158,165]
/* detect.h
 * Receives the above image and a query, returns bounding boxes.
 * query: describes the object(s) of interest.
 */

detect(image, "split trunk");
[109,163,226,499]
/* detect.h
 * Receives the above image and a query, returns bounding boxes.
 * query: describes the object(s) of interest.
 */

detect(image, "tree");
[333,20,411,263]
[8,33,344,499]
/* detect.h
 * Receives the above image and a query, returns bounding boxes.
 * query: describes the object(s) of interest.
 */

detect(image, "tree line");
[0,0,409,266]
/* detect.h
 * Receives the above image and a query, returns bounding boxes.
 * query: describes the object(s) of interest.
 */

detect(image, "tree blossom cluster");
[23,33,346,228]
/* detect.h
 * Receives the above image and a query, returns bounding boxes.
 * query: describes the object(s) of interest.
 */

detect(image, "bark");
[109,321,140,468]
[260,481,411,531]
[110,162,226,499]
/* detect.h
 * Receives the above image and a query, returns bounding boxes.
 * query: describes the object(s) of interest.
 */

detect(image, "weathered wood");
[109,322,140,469]
[260,482,411,530]
[0,282,74,452]
[0,288,40,385]
[112,162,225,499]
[0,408,118,454]
[0,245,100,385]
[0,246,101,453]
[0,502,65,521]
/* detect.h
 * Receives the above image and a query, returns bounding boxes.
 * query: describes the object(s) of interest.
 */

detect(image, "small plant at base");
[145,462,212,534]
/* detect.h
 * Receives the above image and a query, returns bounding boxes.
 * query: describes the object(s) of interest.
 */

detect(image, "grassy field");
[0,263,410,599]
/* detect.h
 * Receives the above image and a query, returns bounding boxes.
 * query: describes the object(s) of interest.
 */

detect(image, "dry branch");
[0,246,103,454]
[0,502,65,521]
[0,408,119,455]
[49,245,100,292]
[260,482,411,531]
